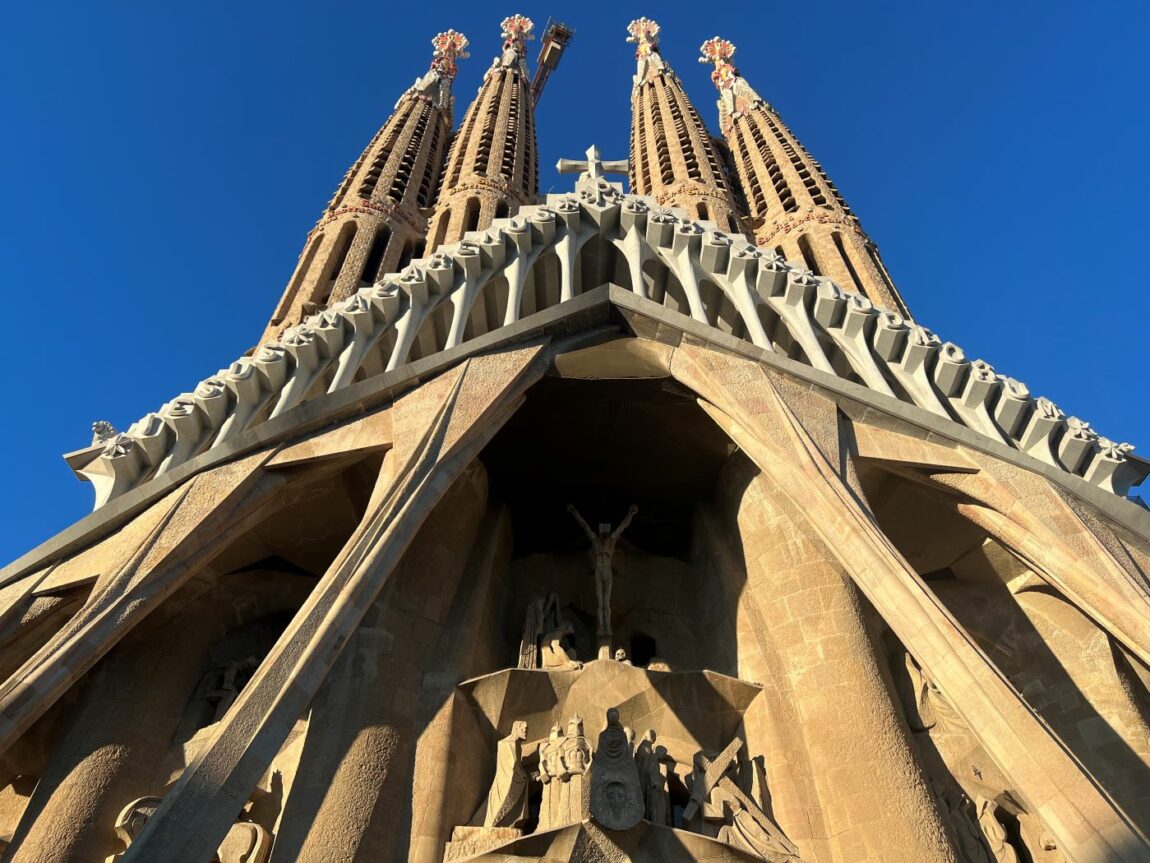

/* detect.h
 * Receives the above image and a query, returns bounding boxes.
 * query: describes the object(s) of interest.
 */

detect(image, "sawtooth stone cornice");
[69,179,1147,509]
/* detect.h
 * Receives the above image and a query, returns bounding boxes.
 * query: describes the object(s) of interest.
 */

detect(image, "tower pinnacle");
[404,30,470,115]
[427,15,540,250]
[626,18,742,232]
[701,35,908,314]
[497,14,534,73]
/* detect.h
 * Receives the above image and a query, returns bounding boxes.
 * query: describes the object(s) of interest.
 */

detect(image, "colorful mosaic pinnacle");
[500,13,534,53]
[699,36,738,90]
[626,17,661,57]
[430,29,469,79]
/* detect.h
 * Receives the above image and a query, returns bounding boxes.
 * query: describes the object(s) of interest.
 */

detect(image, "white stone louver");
[74,178,1145,508]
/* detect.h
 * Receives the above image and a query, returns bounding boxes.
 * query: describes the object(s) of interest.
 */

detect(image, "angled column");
[671,341,1150,863]
[120,343,547,863]
[262,30,468,344]
[700,37,908,315]
[626,18,744,234]
[427,16,539,250]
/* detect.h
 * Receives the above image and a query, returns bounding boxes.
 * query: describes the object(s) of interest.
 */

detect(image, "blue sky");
[2,1,1147,565]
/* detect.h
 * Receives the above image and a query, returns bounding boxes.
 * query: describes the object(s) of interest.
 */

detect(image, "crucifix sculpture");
[567,504,638,653]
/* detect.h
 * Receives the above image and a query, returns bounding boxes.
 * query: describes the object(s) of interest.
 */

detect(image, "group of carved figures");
[465,708,801,862]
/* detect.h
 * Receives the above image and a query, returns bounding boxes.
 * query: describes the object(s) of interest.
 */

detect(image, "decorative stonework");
[73,184,1144,507]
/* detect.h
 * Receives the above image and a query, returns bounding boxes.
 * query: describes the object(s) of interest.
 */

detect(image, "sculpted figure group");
[459,707,803,862]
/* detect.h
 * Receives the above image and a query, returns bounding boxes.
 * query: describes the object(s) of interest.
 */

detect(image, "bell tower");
[700,36,908,315]
[426,15,540,250]
[626,18,742,234]
[260,30,468,345]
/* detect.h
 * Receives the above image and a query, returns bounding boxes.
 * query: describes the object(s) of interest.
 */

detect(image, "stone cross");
[555,145,629,184]
[683,736,742,821]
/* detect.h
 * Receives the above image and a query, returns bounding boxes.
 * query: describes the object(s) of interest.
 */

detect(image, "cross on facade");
[555,144,629,183]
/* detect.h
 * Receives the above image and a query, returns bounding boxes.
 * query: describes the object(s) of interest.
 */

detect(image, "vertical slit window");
[832,233,865,295]
[320,222,357,304]
[360,228,391,285]
[797,235,820,275]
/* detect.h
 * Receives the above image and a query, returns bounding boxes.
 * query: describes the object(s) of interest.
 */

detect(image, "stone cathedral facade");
[2,14,1149,863]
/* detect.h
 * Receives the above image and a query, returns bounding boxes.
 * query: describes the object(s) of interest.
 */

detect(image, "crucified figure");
[567,504,638,638]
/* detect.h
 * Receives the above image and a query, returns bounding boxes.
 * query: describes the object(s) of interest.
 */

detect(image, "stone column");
[6,607,215,863]
[728,465,958,863]
[270,463,489,863]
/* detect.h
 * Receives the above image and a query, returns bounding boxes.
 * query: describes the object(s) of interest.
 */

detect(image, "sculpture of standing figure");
[647,745,672,826]
[589,707,644,830]
[482,721,530,828]
[977,797,1020,863]
[560,716,592,824]
[519,590,561,669]
[538,724,567,832]
[567,504,638,638]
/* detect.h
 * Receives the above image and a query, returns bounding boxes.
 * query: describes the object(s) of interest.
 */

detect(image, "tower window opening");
[359,228,391,285]
[430,209,450,250]
[832,232,865,295]
[797,235,820,276]
[398,240,415,270]
[463,197,481,234]
[495,201,510,219]
[697,203,709,221]
[320,222,357,304]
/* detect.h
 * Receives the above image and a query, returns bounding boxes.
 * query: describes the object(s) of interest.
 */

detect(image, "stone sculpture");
[614,647,631,664]
[91,420,116,446]
[567,503,638,640]
[561,715,593,825]
[209,656,260,723]
[589,707,644,830]
[482,721,530,828]
[540,620,582,671]
[685,740,801,861]
[114,796,271,863]
[647,745,672,826]
[634,729,656,812]
[114,797,163,848]
[536,716,593,832]
[977,797,1020,863]
[538,724,566,832]
[518,590,561,669]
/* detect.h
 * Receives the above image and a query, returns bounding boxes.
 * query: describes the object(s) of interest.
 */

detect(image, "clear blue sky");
[2,1,1147,565]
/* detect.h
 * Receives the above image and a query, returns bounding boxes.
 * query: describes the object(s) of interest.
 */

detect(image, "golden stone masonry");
[3,14,1149,863]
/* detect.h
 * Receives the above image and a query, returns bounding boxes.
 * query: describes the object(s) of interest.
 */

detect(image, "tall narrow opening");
[797,234,820,276]
[359,227,391,285]
[319,222,357,304]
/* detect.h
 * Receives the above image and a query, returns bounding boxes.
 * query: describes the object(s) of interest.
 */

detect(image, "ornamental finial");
[626,18,661,57]
[430,30,469,80]
[500,14,535,55]
[699,37,738,91]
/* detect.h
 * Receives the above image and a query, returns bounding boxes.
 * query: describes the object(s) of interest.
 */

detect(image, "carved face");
[598,523,611,536]
[606,707,620,725]
[512,721,528,741]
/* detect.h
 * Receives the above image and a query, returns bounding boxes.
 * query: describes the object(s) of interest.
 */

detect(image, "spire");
[626,18,743,234]
[403,29,470,118]
[698,36,765,130]
[496,14,534,75]
[701,35,908,315]
[427,15,540,250]
[626,17,671,85]
[259,31,467,345]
